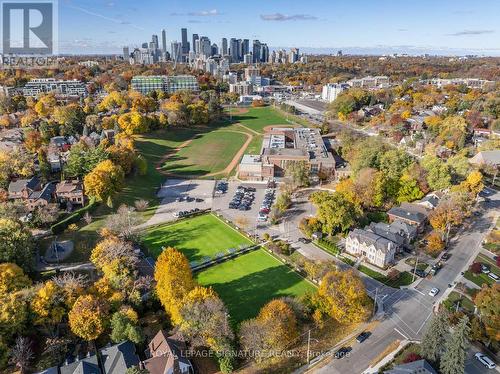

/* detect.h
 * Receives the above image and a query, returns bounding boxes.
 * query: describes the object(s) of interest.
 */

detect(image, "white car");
[428,287,439,297]
[475,352,496,369]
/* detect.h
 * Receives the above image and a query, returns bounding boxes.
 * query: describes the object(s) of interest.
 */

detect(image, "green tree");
[421,311,449,362]
[379,149,413,179]
[0,219,34,271]
[64,141,109,177]
[421,156,451,191]
[440,316,470,374]
[310,191,362,233]
[110,307,144,344]
[397,174,424,203]
[285,160,310,187]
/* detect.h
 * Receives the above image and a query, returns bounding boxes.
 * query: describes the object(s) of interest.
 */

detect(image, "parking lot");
[212,181,275,233]
[144,179,214,227]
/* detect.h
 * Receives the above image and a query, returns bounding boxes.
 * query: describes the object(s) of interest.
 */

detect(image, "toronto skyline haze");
[58,0,500,55]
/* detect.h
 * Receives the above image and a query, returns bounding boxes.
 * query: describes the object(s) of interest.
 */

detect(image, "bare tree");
[134,199,149,212]
[52,271,88,289]
[9,337,34,373]
[83,211,93,225]
[104,204,141,239]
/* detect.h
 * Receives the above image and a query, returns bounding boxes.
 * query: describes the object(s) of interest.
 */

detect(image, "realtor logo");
[2,1,57,54]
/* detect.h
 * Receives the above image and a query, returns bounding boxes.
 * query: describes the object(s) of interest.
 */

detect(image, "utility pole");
[373,287,379,317]
[306,329,311,364]
[413,255,419,282]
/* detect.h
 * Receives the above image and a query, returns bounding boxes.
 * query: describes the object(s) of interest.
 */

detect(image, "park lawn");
[196,249,316,323]
[141,214,253,262]
[160,130,248,176]
[232,106,291,134]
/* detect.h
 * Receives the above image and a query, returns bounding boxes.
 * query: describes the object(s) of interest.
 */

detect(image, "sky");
[54,0,500,55]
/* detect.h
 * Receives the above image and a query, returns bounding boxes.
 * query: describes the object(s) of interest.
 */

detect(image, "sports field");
[196,249,316,323]
[141,214,253,262]
[231,106,291,134]
[160,130,248,176]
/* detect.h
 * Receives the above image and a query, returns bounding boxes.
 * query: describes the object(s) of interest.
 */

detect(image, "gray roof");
[349,228,396,253]
[385,359,437,374]
[418,194,440,208]
[29,182,55,202]
[368,222,406,246]
[60,355,101,374]
[100,341,140,374]
[470,150,500,166]
[387,206,427,225]
[8,176,39,193]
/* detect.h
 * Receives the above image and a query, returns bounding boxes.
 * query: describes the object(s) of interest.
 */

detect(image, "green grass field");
[232,106,291,134]
[141,214,253,262]
[196,249,316,323]
[160,130,247,176]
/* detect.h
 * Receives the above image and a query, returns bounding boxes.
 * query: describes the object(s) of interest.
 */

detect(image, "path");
[235,123,260,135]
[155,137,196,176]
[206,130,253,177]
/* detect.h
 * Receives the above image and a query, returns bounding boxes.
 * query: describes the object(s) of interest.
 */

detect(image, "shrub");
[387,269,401,281]
[50,198,96,234]
[403,352,422,364]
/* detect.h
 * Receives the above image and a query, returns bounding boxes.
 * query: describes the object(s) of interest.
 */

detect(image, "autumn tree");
[421,156,451,191]
[110,306,144,344]
[429,199,464,243]
[0,218,34,271]
[285,160,310,187]
[316,269,371,323]
[426,231,446,257]
[118,111,150,135]
[64,141,109,177]
[30,280,67,333]
[68,294,108,341]
[84,159,124,201]
[474,283,499,341]
[104,205,141,240]
[310,191,362,234]
[0,292,29,341]
[9,336,34,374]
[155,248,196,324]
[0,263,31,297]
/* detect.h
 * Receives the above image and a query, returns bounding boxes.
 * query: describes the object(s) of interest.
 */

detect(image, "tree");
[154,248,196,325]
[0,218,34,271]
[110,306,144,344]
[397,173,424,204]
[440,316,470,374]
[68,294,108,341]
[316,269,370,323]
[459,171,484,196]
[125,367,149,374]
[469,262,482,274]
[104,205,141,240]
[84,160,124,201]
[426,231,446,257]
[108,144,136,175]
[421,311,449,362]
[64,141,109,177]
[0,263,31,297]
[0,292,29,340]
[178,287,234,371]
[310,191,362,234]
[9,336,33,374]
[429,200,464,243]
[474,284,499,341]
[30,280,67,332]
[421,156,451,191]
[285,160,310,187]
[379,149,412,179]
[118,111,150,135]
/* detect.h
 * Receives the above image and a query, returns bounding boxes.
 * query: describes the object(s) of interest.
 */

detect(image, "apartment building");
[131,75,199,95]
[347,75,390,89]
[22,79,88,97]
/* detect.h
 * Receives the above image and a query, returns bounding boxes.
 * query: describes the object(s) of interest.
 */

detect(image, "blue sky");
[57,0,500,55]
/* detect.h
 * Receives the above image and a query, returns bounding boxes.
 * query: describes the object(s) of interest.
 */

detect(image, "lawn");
[196,249,316,323]
[160,130,248,176]
[464,253,500,287]
[141,214,253,262]
[232,106,291,134]
[443,291,475,313]
[358,265,414,288]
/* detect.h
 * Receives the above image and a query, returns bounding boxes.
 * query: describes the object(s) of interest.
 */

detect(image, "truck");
[430,262,443,276]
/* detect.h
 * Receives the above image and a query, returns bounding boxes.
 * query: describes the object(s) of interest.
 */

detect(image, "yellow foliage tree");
[257,299,298,349]
[462,170,484,196]
[426,231,446,257]
[0,263,31,297]
[118,111,150,135]
[474,284,500,341]
[154,247,196,324]
[31,280,66,327]
[317,269,370,323]
[84,160,124,201]
[68,295,108,341]
[0,292,29,339]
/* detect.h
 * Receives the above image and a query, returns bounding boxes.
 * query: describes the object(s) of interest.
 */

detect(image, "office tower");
[229,38,239,62]
[161,29,167,53]
[192,34,199,54]
[237,39,243,61]
[181,28,189,54]
[171,41,182,63]
[243,53,252,64]
[261,43,269,63]
[289,48,299,63]
[141,42,148,49]
[122,46,129,60]
[151,34,159,49]
[242,39,250,56]
[200,36,211,57]
[221,38,228,56]
[252,40,261,63]
[195,39,201,56]
[211,43,219,56]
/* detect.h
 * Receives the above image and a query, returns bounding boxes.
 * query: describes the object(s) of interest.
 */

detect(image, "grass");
[160,130,247,176]
[141,214,253,262]
[231,106,292,134]
[196,249,316,323]
[358,265,414,288]
[443,291,475,313]
[464,253,500,287]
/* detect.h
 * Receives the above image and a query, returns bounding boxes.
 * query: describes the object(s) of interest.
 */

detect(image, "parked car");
[298,237,310,244]
[488,272,499,281]
[414,269,427,278]
[356,332,371,343]
[441,252,451,261]
[334,347,351,359]
[428,287,439,297]
[474,353,496,369]
[481,264,490,274]
[195,198,204,202]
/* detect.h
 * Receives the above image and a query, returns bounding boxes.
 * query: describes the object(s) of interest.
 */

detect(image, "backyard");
[196,249,316,323]
[140,213,253,262]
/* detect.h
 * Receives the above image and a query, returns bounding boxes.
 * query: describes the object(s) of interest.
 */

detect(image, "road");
[296,187,500,374]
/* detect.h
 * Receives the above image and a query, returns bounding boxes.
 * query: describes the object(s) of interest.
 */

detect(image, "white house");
[345,229,399,268]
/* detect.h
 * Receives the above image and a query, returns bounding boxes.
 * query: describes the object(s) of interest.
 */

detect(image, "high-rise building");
[211,43,219,56]
[131,75,199,94]
[289,48,300,63]
[221,38,228,56]
[161,29,167,53]
[181,28,189,55]
[252,40,261,63]
[200,36,211,57]
[192,34,199,54]
[171,41,182,63]
[243,53,253,64]
[122,46,129,60]
[261,43,269,63]
[151,34,159,49]
[229,38,239,62]
[242,39,250,56]
[322,83,348,102]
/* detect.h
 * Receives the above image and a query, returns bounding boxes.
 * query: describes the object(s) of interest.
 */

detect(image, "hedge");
[50,198,96,234]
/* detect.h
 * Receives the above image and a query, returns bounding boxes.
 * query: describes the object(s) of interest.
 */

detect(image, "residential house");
[141,330,194,374]
[56,180,85,205]
[369,220,417,248]
[100,341,141,374]
[470,150,500,169]
[387,203,428,232]
[345,228,399,268]
[384,359,437,374]
[59,354,101,374]
[415,192,442,210]
[26,182,56,211]
[8,176,41,200]
[48,136,72,172]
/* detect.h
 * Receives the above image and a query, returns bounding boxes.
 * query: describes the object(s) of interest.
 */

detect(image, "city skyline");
[57,0,500,56]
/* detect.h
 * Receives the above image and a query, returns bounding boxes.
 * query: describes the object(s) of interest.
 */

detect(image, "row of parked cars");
[229,186,257,211]
[173,208,201,218]
[215,181,228,194]
[334,331,371,359]
[257,189,275,222]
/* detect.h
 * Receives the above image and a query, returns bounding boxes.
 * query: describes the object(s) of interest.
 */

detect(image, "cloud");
[260,13,317,21]
[65,4,144,30]
[171,9,220,17]
[448,29,494,36]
